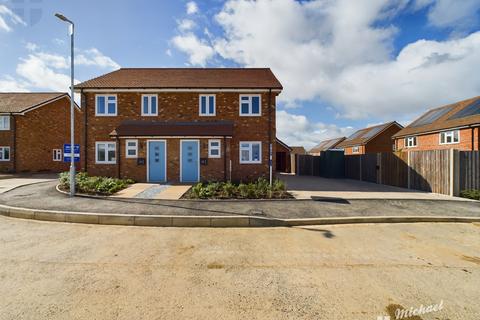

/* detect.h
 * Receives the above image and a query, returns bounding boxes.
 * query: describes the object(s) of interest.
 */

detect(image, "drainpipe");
[116,136,121,179]
[472,127,475,151]
[223,136,227,182]
[268,88,272,186]
[11,113,16,173]
[81,89,88,172]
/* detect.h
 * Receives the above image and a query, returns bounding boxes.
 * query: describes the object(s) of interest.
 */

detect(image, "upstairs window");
[142,95,158,116]
[352,146,360,153]
[199,95,215,116]
[0,116,10,130]
[439,130,459,145]
[96,95,117,116]
[0,147,10,161]
[208,139,221,158]
[405,136,417,148]
[240,141,261,164]
[239,95,261,116]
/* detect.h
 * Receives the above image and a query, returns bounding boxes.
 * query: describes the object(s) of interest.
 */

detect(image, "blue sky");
[1,0,480,148]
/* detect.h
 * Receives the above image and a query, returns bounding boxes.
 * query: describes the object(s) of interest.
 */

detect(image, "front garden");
[59,172,134,196]
[182,178,292,199]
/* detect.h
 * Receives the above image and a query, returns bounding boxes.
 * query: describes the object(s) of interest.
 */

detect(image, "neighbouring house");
[393,96,480,151]
[275,138,292,173]
[337,121,403,155]
[0,92,82,173]
[308,137,346,155]
[75,68,283,183]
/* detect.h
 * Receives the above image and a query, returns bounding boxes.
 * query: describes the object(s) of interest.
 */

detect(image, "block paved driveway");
[278,174,467,200]
[0,216,478,319]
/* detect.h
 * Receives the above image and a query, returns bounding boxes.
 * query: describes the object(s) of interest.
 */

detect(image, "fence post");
[407,151,411,189]
[359,155,362,181]
[450,149,460,196]
[377,153,382,184]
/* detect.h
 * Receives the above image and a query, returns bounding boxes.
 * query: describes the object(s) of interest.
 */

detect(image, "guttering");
[268,88,273,185]
[11,113,16,173]
[394,124,480,139]
[76,88,283,93]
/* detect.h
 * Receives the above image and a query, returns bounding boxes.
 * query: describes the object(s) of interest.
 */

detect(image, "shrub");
[185,178,291,199]
[58,172,134,195]
[460,189,480,200]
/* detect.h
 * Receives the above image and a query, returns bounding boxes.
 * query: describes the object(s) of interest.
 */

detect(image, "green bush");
[59,172,134,195]
[460,189,480,200]
[185,178,290,199]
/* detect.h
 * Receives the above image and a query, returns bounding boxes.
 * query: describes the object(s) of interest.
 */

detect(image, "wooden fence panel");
[380,152,408,188]
[320,151,345,178]
[361,153,377,183]
[409,150,450,195]
[459,151,480,191]
[345,155,361,180]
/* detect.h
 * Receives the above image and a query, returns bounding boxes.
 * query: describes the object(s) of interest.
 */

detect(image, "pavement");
[278,174,467,200]
[0,216,478,319]
[112,183,191,200]
[0,173,57,194]
[1,181,479,219]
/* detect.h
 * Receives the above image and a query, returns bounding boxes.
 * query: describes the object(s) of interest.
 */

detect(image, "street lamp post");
[55,13,75,196]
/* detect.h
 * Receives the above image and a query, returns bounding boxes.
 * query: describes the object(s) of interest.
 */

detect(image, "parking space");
[278,174,470,201]
[0,173,57,194]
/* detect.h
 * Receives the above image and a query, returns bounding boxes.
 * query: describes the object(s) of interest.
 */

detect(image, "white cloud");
[178,19,196,32]
[277,110,353,149]
[172,0,480,123]
[0,44,120,94]
[415,0,480,30]
[0,75,28,92]
[16,53,72,91]
[76,48,120,69]
[172,33,215,66]
[0,4,25,32]
[186,1,199,15]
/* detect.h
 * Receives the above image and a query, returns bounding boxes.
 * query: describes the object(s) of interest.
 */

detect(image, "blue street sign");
[63,144,80,162]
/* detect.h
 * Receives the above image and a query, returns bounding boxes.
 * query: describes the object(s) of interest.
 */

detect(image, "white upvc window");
[0,147,10,161]
[405,136,417,148]
[199,94,216,116]
[95,94,117,116]
[439,130,460,145]
[239,94,261,116]
[95,142,116,164]
[208,139,221,158]
[352,146,360,153]
[141,94,158,116]
[125,139,138,158]
[239,141,262,164]
[53,149,62,161]
[0,116,10,130]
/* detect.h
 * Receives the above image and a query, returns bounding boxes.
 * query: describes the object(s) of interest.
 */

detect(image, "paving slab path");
[0,181,479,219]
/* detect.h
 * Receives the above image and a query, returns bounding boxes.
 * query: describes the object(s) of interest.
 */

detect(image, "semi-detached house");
[0,92,82,173]
[75,68,283,183]
[394,96,480,151]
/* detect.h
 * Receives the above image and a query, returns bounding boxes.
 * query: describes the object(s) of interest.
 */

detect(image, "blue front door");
[148,141,166,182]
[181,140,199,182]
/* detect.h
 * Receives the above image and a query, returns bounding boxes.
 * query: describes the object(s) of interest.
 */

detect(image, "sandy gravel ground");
[0,217,479,319]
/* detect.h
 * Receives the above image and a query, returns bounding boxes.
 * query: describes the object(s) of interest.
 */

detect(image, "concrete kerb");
[0,203,480,227]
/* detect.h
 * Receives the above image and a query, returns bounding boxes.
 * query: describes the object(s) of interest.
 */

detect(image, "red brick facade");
[0,96,83,173]
[343,125,400,155]
[395,127,480,151]
[81,91,278,183]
